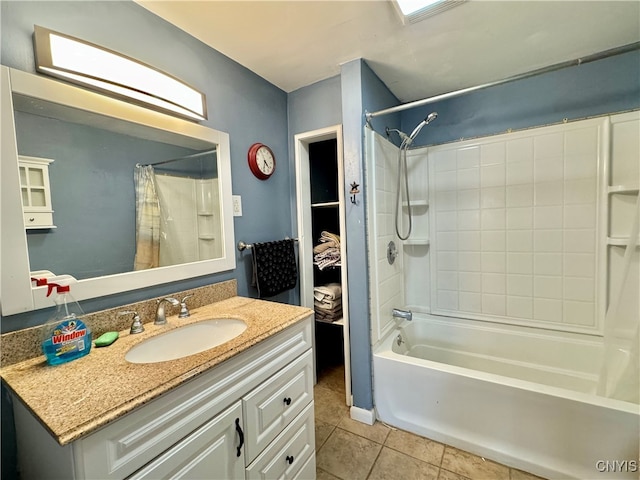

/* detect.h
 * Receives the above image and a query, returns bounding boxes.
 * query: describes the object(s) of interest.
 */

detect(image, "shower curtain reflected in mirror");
[134,165,161,270]
[134,162,222,270]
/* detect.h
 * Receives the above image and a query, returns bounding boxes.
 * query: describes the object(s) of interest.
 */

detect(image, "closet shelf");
[314,264,342,270]
[312,201,339,208]
[315,317,344,327]
[608,185,639,194]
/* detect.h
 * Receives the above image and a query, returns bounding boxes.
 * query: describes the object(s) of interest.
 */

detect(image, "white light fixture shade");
[33,26,207,121]
[392,0,466,25]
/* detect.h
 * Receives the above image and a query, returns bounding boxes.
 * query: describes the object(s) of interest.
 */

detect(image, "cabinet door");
[128,401,245,480]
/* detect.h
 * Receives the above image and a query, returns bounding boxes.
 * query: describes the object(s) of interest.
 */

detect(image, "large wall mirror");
[1,67,235,315]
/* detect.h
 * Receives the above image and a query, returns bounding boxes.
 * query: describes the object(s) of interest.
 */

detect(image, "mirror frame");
[1,66,236,316]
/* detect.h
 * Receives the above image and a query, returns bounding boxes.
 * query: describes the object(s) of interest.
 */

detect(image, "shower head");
[386,127,411,144]
[408,111,438,142]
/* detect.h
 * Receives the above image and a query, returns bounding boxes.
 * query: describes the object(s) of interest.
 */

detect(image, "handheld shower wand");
[408,112,438,142]
[395,111,438,240]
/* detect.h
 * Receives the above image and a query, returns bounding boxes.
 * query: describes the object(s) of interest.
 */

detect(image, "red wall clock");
[248,143,276,180]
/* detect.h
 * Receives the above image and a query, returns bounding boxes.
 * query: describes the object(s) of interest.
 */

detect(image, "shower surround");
[366,112,640,478]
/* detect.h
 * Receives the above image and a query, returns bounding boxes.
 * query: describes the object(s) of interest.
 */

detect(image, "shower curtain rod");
[136,148,217,168]
[365,41,640,122]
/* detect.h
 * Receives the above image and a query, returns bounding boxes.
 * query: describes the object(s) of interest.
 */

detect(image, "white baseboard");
[350,406,375,425]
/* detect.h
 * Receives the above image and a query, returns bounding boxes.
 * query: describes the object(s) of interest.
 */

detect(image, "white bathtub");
[373,313,640,479]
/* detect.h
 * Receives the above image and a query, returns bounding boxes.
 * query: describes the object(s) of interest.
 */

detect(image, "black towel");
[251,239,298,298]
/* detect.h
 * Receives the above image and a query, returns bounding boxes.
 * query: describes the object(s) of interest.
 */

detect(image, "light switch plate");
[232,195,242,216]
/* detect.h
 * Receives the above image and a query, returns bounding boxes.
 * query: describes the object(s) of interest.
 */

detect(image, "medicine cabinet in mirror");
[1,66,236,315]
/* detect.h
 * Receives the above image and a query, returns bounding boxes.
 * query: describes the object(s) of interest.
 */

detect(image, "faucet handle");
[119,310,144,334]
[179,295,193,318]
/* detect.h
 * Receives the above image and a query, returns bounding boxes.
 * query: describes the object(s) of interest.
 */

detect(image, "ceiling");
[136,0,640,104]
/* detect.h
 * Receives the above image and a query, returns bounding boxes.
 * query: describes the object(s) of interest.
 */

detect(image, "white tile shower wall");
[155,174,199,266]
[366,128,405,345]
[608,112,640,337]
[428,118,606,333]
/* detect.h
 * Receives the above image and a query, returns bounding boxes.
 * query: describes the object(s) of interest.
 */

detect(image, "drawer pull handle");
[283,397,292,406]
[29,218,35,222]
[235,418,244,457]
[286,455,295,465]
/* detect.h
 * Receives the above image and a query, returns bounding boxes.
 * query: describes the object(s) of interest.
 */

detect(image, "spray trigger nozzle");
[31,277,48,287]
[46,283,70,297]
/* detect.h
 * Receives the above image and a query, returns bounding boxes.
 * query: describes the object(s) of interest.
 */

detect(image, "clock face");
[256,146,274,175]
[248,143,276,180]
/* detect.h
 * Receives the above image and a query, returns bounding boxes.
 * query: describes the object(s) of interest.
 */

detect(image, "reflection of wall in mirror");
[14,110,215,280]
[155,175,221,266]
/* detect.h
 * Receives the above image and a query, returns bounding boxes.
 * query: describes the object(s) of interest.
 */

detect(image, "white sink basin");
[125,319,247,364]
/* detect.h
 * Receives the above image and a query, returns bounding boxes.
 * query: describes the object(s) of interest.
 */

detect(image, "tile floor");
[314,364,546,480]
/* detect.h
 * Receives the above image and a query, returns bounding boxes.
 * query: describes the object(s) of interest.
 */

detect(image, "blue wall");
[287,75,342,235]
[401,49,640,147]
[1,0,294,333]
[340,59,400,410]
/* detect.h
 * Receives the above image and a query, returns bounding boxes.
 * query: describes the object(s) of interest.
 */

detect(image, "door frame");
[294,124,352,406]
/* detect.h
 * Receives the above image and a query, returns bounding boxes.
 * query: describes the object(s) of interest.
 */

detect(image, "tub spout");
[392,308,412,321]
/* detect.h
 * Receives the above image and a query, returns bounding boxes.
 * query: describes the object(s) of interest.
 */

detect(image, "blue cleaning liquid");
[41,318,92,366]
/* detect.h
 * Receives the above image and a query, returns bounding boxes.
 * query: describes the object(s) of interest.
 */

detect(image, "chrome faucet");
[392,308,412,322]
[155,297,180,325]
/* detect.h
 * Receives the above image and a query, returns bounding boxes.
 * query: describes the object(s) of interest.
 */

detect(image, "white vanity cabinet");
[12,317,315,480]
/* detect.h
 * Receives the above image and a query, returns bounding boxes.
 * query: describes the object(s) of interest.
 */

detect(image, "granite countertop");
[0,296,313,446]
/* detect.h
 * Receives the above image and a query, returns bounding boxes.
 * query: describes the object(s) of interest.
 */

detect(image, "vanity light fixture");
[33,25,207,121]
[392,0,466,25]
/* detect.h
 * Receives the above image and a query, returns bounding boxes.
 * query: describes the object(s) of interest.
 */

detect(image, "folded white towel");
[314,297,342,310]
[313,283,342,301]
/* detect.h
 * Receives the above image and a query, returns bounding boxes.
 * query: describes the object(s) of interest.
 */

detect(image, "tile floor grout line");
[316,422,337,452]
[364,442,385,480]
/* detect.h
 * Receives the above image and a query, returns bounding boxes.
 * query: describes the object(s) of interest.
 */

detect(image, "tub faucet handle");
[179,295,193,318]
[392,308,412,321]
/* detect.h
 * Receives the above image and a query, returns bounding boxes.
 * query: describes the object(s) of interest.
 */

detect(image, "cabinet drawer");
[293,453,316,480]
[127,401,245,480]
[23,211,54,228]
[246,402,315,480]
[243,349,314,462]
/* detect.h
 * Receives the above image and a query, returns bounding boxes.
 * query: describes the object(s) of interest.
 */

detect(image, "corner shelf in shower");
[402,199,428,207]
[403,238,430,246]
[607,236,640,247]
[607,185,639,194]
